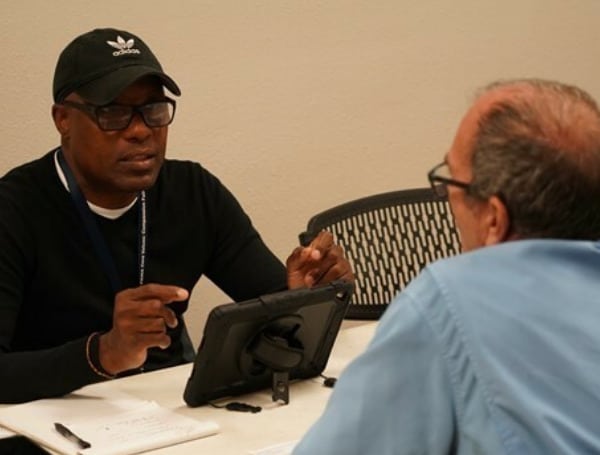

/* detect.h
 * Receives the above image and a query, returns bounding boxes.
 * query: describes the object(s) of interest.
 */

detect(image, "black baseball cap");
[53,28,181,105]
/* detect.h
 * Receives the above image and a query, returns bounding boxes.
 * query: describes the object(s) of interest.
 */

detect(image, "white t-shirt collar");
[53,150,138,220]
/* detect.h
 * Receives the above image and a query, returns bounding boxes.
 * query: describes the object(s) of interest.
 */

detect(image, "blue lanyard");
[56,149,147,293]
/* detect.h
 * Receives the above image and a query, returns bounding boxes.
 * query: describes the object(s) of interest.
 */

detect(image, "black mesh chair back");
[299,187,461,319]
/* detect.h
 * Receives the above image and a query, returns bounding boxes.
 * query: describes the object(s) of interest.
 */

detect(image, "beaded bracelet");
[85,332,116,380]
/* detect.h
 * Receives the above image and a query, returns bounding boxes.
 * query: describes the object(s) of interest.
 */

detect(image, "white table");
[5,321,376,454]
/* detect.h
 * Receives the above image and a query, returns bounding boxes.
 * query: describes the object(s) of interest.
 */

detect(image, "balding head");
[466,79,600,240]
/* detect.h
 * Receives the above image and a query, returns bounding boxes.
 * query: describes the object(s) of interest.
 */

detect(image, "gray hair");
[468,78,600,240]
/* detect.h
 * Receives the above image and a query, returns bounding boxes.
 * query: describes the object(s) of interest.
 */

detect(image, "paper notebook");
[0,385,219,455]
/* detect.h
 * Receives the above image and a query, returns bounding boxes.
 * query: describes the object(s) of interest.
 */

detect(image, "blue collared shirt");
[293,239,600,454]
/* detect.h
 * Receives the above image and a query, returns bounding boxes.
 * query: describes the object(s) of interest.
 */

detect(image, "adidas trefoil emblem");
[107,36,141,56]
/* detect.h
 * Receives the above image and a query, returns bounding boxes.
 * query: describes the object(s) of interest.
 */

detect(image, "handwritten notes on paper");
[76,401,219,455]
[0,385,219,455]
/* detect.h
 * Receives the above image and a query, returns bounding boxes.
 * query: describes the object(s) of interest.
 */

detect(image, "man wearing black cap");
[0,28,353,405]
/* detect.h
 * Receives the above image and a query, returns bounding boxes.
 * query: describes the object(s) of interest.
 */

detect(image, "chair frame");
[300,187,460,319]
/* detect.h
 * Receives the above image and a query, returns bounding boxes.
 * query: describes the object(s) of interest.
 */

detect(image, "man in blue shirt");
[293,79,600,454]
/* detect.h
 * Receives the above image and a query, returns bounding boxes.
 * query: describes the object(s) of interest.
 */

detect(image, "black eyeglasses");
[427,161,471,198]
[59,98,176,131]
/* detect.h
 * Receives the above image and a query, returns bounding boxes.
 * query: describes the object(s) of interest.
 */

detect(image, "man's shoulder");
[428,239,598,278]
[0,151,58,225]
[152,158,238,212]
[419,239,599,317]
[0,151,56,202]
[160,158,218,183]
[0,151,54,183]
[157,158,231,196]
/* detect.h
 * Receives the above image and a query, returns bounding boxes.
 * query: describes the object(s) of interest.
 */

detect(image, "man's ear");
[481,195,511,246]
[51,104,70,137]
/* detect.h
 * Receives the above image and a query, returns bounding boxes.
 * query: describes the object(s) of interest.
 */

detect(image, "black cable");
[319,373,337,388]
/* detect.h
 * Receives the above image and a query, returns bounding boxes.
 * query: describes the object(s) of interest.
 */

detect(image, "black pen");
[54,422,91,450]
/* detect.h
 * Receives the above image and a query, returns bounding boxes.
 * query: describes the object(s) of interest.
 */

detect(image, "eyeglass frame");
[58,97,177,131]
[427,161,472,198]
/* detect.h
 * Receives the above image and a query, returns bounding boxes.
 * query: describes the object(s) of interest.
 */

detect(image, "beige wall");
[2,0,600,344]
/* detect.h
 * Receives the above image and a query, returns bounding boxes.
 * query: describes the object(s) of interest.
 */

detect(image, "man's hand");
[286,230,354,289]
[99,284,189,374]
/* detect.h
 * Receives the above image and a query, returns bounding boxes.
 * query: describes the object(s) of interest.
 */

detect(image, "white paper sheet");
[0,424,17,439]
[0,384,219,455]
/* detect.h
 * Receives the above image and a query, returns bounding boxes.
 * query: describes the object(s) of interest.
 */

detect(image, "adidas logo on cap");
[107,35,141,56]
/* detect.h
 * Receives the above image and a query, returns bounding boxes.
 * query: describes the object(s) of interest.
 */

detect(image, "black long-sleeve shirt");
[0,150,286,403]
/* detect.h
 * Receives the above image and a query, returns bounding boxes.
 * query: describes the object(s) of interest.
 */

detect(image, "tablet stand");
[272,371,290,403]
[247,316,305,404]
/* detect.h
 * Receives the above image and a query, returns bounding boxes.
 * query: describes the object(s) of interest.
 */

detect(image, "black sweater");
[0,150,286,403]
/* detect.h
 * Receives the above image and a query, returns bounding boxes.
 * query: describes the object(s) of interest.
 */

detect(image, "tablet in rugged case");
[183,280,353,407]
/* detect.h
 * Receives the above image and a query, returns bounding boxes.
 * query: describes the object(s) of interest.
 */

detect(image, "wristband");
[85,332,116,380]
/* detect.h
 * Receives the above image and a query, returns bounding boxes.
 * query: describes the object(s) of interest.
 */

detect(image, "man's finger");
[308,230,334,251]
[126,283,189,303]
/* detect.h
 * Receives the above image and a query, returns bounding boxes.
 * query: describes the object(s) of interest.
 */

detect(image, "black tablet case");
[183,280,353,407]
